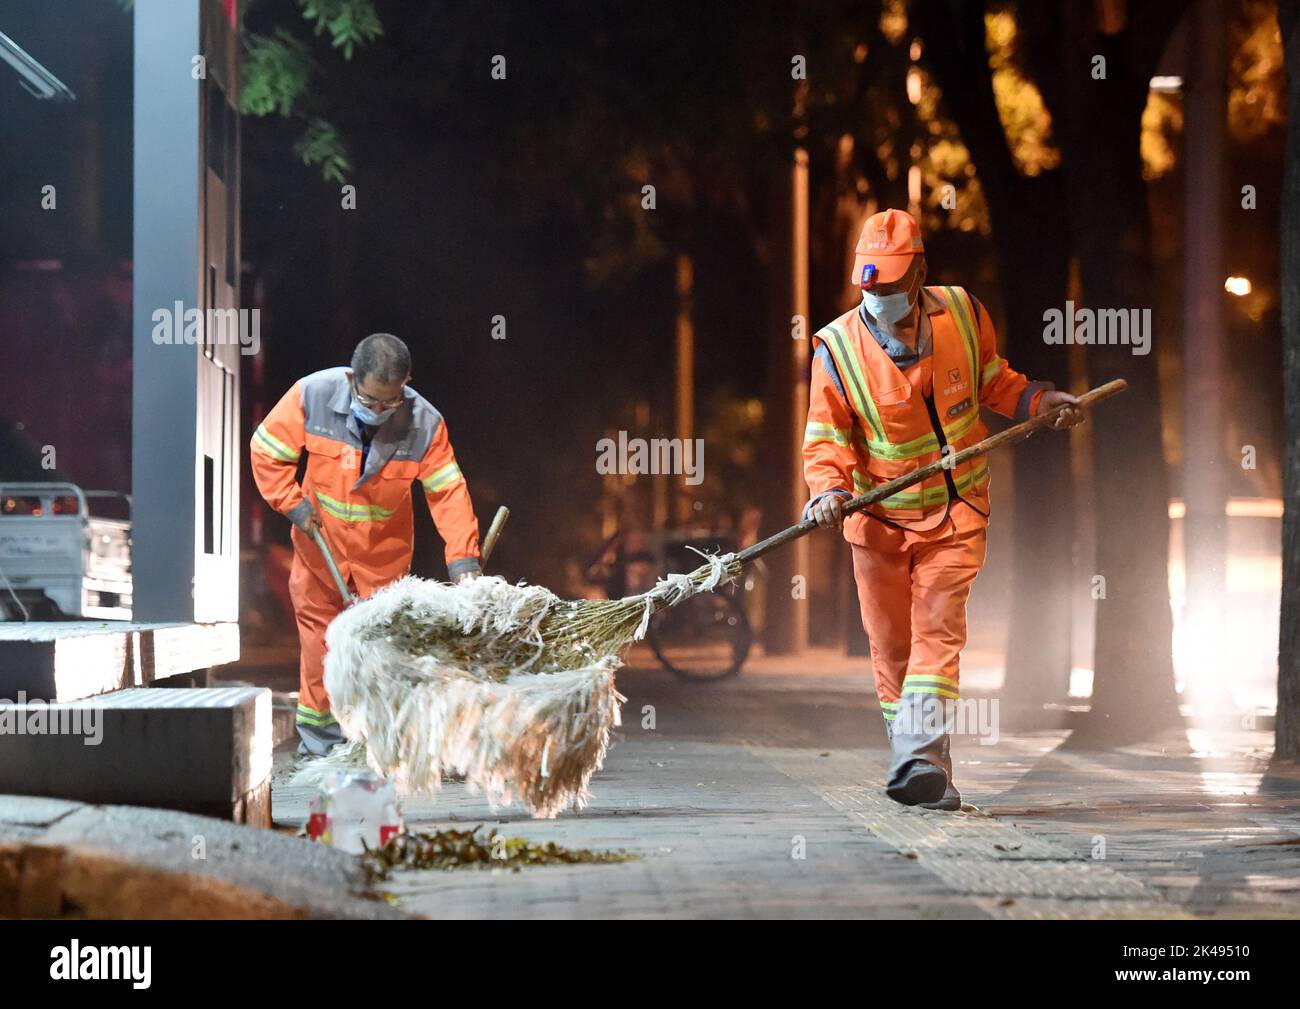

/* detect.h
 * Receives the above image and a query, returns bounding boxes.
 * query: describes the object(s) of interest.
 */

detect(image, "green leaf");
[240,28,314,118]
[295,0,383,61]
[118,0,381,184]
[293,116,352,184]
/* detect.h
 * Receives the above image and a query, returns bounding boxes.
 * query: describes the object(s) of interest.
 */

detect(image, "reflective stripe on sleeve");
[981,356,1005,387]
[421,461,463,493]
[252,424,300,462]
[804,422,852,446]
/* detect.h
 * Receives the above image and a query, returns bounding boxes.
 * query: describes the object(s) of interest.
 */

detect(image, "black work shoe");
[918,790,962,811]
[885,760,948,806]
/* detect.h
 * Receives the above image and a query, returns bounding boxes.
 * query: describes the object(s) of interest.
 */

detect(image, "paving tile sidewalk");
[269,662,1300,919]
[5,651,1293,919]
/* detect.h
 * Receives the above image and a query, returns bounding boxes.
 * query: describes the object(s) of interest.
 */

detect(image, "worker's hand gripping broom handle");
[733,379,1128,568]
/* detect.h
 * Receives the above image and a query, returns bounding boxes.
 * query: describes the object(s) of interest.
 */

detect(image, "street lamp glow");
[1224,276,1252,296]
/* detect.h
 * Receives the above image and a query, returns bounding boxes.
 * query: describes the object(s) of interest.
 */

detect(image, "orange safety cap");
[852,209,924,287]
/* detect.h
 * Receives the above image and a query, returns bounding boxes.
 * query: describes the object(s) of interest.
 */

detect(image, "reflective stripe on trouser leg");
[905,512,987,686]
[889,513,987,793]
[296,707,346,755]
[289,549,349,756]
[850,542,912,724]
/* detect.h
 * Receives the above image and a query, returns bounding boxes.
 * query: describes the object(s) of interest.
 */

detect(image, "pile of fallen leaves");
[361,826,637,882]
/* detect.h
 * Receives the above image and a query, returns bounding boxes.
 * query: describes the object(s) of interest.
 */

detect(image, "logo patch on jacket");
[946,397,972,418]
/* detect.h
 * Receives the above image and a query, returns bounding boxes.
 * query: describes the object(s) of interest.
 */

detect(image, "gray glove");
[287,499,319,535]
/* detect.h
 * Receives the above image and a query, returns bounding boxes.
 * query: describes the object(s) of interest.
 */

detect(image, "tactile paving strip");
[750,745,1190,918]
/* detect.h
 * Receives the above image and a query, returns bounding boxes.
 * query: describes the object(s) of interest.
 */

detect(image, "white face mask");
[862,288,915,326]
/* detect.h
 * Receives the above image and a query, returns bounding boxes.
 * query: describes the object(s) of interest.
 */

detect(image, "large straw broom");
[297,381,1126,818]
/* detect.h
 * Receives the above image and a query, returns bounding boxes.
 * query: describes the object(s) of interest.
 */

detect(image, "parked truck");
[0,482,132,620]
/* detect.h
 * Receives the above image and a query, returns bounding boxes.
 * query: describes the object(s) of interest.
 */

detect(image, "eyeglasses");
[351,380,406,411]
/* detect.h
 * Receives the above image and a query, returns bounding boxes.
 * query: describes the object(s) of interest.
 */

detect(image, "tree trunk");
[1043,1,1186,742]
[1275,0,1300,761]
[916,0,1076,720]
[759,145,804,654]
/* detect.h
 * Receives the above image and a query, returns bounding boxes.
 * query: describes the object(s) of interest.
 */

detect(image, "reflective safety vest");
[809,286,1006,532]
[249,367,481,592]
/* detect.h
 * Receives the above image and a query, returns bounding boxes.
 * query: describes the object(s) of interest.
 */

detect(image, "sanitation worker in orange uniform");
[803,210,1083,810]
[250,333,482,755]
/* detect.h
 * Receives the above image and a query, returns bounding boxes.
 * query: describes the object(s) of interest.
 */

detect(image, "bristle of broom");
[288,738,370,789]
[305,554,737,817]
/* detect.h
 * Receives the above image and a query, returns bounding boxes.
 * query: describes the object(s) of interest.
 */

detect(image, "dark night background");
[8,0,1300,924]
[0,0,1293,734]
[1,0,800,589]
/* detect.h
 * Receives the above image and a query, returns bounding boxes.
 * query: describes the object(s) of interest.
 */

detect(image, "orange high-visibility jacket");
[804,286,1050,544]
[250,367,481,592]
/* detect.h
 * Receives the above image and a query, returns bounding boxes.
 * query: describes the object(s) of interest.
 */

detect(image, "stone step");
[0,686,271,826]
[0,620,239,703]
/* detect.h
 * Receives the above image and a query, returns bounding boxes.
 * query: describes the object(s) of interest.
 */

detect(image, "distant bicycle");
[587,528,757,682]
[646,581,752,681]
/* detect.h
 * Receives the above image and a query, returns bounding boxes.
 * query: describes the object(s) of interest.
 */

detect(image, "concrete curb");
[0,794,408,919]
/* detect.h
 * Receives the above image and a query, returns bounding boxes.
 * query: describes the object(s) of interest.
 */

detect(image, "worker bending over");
[804,209,1082,810]
[250,333,481,756]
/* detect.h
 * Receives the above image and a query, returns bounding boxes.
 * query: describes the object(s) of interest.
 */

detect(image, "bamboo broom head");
[298,552,739,817]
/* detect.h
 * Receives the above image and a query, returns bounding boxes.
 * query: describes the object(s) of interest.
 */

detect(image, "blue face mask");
[351,400,396,427]
[862,288,916,325]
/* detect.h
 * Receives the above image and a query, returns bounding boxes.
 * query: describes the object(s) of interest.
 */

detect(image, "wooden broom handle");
[481,505,510,566]
[734,379,1127,567]
[311,525,355,605]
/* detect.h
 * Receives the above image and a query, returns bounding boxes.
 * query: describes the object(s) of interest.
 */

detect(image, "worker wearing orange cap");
[250,333,482,756]
[803,209,1083,810]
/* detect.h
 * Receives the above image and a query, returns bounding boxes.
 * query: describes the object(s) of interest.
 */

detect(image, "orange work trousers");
[288,549,360,752]
[850,504,988,722]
